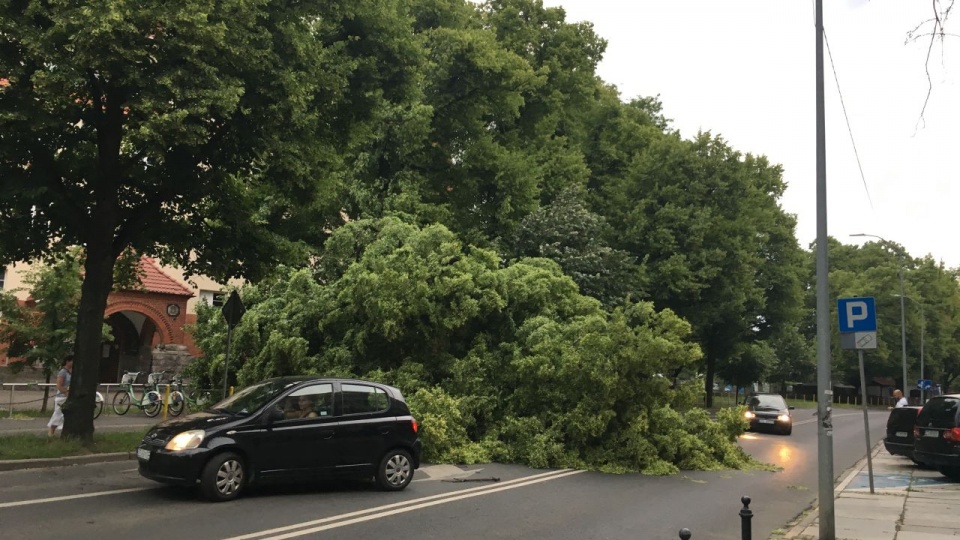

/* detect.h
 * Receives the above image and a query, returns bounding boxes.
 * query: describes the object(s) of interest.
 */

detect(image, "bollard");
[229,385,234,397]
[740,496,753,540]
[679,528,692,539]
[162,384,171,421]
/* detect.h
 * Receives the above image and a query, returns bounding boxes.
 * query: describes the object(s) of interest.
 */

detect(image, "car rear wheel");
[376,449,413,491]
[939,467,960,482]
[201,452,246,502]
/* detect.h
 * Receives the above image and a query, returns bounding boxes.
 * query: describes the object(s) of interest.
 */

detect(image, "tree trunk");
[61,241,116,442]
[704,357,715,408]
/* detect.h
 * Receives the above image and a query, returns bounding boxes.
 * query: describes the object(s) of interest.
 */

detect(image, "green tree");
[0,249,110,410]
[188,218,755,473]
[507,186,643,308]
[0,0,423,440]
[587,125,800,406]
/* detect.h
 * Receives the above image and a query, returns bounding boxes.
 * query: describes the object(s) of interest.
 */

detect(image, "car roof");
[261,376,405,397]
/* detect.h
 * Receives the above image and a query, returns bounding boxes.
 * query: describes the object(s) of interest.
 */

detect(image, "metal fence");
[1,381,215,417]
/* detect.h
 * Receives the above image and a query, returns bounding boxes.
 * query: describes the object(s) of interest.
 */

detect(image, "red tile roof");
[135,257,194,296]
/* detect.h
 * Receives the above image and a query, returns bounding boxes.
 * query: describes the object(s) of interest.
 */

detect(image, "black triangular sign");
[221,290,246,328]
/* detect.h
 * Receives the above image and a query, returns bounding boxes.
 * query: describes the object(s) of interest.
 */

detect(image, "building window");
[0,266,5,291]
[200,290,225,307]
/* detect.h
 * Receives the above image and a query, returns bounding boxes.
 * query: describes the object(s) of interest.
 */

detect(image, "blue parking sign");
[837,297,877,332]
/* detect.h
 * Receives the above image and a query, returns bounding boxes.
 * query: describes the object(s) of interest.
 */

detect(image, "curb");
[783,441,885,539]
[0,451,135,472]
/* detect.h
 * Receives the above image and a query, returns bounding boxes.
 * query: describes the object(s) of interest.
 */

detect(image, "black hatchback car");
[913,394,960,481]
[743,393,794,435]
[883,406,922,461]
[137,377,422,501]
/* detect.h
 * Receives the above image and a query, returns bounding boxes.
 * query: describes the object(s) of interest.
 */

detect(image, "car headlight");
[777,414,791,422]
[165,430,205,451]
[744,411,755,419]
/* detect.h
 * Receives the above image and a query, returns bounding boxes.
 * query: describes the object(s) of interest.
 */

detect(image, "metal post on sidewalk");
[162,384,171,421]
[8,385,13,418]
[740,496,753,540]
[857,349,875,493]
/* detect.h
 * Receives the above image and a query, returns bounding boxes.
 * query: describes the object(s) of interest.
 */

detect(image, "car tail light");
[945,428,960,442]
[411,418,419,433]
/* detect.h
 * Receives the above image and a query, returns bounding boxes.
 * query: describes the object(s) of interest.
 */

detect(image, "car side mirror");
[788,406,795,410]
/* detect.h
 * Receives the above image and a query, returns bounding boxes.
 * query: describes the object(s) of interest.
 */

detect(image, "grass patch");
[0,430,146,460]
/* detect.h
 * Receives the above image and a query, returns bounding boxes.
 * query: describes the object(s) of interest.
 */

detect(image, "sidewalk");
[0,412,158,435]
[787,445,960,540]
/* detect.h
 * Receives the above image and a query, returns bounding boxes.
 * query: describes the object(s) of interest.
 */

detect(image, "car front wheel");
[376,449,413,491]
[201,452,246,502]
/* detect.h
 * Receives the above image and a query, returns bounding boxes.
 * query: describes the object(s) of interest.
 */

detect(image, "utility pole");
[814,0,835,538]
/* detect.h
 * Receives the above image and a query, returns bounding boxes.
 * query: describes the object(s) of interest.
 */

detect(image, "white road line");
[0,487,154,509]
[225,469,584,540]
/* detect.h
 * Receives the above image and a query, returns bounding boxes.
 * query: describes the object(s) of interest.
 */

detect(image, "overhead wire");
[822,28,875,210]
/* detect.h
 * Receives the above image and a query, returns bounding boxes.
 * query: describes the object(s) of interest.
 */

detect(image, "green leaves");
[185,218,753,473]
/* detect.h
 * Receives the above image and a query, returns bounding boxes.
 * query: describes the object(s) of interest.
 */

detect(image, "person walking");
[47,355,73,437]
[892,389,908,408]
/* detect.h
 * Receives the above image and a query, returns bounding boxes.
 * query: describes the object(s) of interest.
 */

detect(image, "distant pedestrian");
[892,389,908,409]
[47,355,73,436]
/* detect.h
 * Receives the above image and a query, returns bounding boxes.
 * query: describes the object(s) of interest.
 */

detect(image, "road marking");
[227,469,584,540]
[0,487,154,509]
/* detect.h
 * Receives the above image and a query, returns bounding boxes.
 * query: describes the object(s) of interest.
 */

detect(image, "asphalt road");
[0,405,889,540]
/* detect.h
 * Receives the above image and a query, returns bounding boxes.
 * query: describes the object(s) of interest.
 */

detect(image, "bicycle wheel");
[143,391,162,417]
[94,392,104,419]
[113,392,131,415]
[168,391,185,416]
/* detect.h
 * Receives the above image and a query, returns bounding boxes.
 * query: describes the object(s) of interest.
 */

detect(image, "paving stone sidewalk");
[787,446,960,540]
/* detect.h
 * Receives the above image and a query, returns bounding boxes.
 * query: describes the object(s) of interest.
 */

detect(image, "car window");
[212,380,298,416]
[750,395,787,410]
[280,384,335,420]
[917,398,960,428]
[341,384,389,415]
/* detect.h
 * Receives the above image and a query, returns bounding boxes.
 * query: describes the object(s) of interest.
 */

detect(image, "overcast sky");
[539,0,958,268]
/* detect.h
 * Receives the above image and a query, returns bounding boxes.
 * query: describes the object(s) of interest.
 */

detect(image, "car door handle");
[380,428,392,435]
[320,429,335,439]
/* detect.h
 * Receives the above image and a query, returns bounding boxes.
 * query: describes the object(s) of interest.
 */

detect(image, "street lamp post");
[852,233,908,400]
[897,294,926,403]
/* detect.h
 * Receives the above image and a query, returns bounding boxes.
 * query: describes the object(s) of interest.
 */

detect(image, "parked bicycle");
[112,371,162,417]
[166,374,213,417]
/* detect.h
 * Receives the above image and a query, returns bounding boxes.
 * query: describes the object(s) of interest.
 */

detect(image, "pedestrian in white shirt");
[47,355,73,436]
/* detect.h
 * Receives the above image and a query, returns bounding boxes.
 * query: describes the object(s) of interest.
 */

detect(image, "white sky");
[539,0,959,268]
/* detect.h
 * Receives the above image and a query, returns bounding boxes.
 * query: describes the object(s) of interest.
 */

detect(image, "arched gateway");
[100,257,194,383]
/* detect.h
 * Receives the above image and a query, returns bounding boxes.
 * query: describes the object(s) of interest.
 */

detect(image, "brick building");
[0,257,236,381]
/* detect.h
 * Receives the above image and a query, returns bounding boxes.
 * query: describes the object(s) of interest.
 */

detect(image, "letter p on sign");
[837,297,877,333]
[845,301,868,330]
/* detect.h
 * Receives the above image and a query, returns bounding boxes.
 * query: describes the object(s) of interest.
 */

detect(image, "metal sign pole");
[220,291,246,401]
[222,324,233,401]
[857,349,875,494]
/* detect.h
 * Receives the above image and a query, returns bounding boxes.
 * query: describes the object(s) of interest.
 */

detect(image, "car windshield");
[210,380,297,416]
[749,395,787,410]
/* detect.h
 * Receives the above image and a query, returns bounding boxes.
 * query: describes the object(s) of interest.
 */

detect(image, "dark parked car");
[744,393,794,435]
[913,394,960,481]
[137,377,422,501]
[883,406,922,460]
